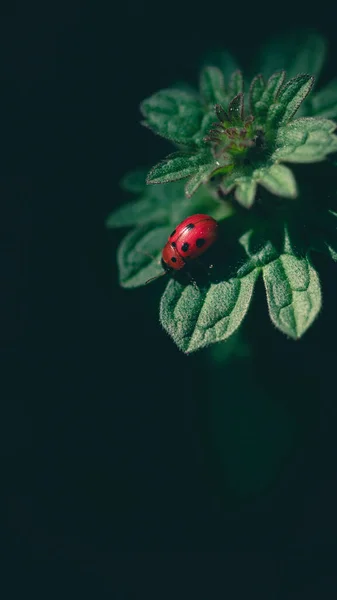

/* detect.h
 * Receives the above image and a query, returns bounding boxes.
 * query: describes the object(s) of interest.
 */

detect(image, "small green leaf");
[185,162,219,198]
[200,66,227,105]
[311,78,337,119]
[224,163,297,209]
[234,177,257,208]
[228,70,244,98]
[147,151,213,185]
[119,169,147,193]
[107,179,233,231]
[237,226,282,276]
[117,223,170,288]
[267,75,314,129]
[106,193,165,229]
[249,74,265,115]
[228,93,244,123]
[254,71,285,123]
[273,117,337,163]
[160,270,259,353]
[263,254,321,338]
[193,111,219,146]
[255,30,327,81]
[106,181,180,229]
[256,164,297,198]
[140,89,204,145]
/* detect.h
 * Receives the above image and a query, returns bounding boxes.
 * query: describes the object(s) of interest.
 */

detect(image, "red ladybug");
[146,214,219,284]
[162,213,218,271]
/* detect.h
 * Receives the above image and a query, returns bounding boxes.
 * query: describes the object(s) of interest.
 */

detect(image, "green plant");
[107,30,337,354]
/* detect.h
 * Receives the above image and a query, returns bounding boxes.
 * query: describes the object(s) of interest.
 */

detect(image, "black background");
[3,1,337,598]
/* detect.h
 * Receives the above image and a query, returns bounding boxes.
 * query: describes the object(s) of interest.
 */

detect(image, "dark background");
[3,1,337,598]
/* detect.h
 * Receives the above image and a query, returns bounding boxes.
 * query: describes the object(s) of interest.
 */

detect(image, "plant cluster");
[107,31,337,353]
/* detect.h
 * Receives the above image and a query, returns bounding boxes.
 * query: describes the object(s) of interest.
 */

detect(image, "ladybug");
[146,214,219,284]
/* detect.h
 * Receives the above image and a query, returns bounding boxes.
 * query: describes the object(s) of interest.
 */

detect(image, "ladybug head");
[161,241,186,271]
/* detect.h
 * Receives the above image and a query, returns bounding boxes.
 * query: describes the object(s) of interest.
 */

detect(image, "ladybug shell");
[161,214,218,271]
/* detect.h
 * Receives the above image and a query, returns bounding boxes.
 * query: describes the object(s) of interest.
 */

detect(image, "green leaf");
[256,164,297,198]
[263,254,322,338]
[117,223,170,288]
[228,93,244,123]
[249,74,265,115]
[199,66,227,105]
[228,70,244,99]
[267,75,314,129]
[107,180,183,229]
[107,179,233,231]
[160,270,259,353]
[234,177,257,208]
[147,151,214,185]
[119,169,147,193]
[237,226,282,277]
[106,192,166,229]
[225,163,297,209]
[273,117,337,163]
[140,89,204,145]
[311,79,337,119]
[255,30,327,81]
[193,111,222,146]
[254,71,285,123]
[185,162,219,198]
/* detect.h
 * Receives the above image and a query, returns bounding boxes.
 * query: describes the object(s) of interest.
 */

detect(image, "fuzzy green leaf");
[200,66,227,106]
[228,70,244,99]
[117,223,170,288]
[106,192,166,228]
[107,180,233,231]
[273,117,337,163]
[160,270,259,353]
[249,74,265,115]
[234,177,257,208]
[263,254,321,338]
[147,151,214,185]
[228,93,244,124]
[193,111,220,146]
[140,89,204,144]
[254,71,285,123]
[267,75,314,129]
[256,164,297,198]
[311,79,337,119]
[107,180,185,228]
[185,162,219,198]
[237,227,282,277]
[225,163,297,209]
[255,30,327,81]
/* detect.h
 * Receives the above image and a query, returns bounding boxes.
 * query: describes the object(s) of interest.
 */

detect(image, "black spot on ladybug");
[196,238,205,248]
[186,223,195,230]
[171,257,177,263]
[181,242,189,252]
[170,229,176,238]
[171,242,176,247]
